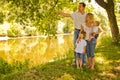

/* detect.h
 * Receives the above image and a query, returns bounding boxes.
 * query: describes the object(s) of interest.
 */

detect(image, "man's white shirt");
[71,12,86,29]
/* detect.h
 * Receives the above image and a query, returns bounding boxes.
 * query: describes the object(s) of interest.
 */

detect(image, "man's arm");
[56,11,71,17]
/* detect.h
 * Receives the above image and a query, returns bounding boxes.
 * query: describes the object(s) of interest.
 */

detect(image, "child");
[74,31,87,69]
[92,21,102,39]
[89,32,95,41]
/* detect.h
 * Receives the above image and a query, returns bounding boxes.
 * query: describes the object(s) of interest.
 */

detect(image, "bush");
[0,59,12,74]
[7,23,21,37]
[0,58,29,75]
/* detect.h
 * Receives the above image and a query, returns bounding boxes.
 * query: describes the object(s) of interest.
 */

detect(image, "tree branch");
[95,0,108,9]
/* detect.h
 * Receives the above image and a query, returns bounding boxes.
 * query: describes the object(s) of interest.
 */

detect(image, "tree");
[0,0,120,41]
[0,0,74,36]
[95,0,120,44]
[0,0,61,36]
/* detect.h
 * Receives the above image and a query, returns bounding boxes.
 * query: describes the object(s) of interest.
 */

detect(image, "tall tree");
[95,0,120,44]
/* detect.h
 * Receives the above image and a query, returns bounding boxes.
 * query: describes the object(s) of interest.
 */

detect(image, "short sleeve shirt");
[71,12,86,29]
[93,26,98,32]
[75,39,87,53]
[82,23,93,40]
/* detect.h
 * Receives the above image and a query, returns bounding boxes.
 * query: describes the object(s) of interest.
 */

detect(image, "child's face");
[93,21,99,26]
[79,33,84,38]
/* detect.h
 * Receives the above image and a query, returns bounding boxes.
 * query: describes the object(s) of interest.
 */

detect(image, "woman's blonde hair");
[86,13,94,23]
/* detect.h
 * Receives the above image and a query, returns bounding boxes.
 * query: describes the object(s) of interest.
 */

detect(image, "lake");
[0,34,73,67]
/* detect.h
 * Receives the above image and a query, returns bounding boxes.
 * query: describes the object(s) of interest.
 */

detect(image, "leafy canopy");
[0,0,77,35]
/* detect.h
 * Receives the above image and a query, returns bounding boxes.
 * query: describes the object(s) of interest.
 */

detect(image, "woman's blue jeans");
[86,38,96,58]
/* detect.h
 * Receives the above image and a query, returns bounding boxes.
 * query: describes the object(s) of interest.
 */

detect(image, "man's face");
[78,4,84,12]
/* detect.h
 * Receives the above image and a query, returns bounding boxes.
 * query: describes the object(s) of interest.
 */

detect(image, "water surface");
[0,34,73,66]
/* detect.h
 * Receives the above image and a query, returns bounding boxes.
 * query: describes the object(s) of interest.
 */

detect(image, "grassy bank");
[0,33,120,80]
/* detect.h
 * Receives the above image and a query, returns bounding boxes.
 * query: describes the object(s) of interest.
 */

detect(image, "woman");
[81,13,96,70]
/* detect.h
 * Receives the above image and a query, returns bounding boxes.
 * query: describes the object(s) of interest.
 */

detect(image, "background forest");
[0,0,119,37]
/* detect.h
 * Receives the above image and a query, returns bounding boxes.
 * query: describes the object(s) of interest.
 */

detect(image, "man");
[57,2,87,65]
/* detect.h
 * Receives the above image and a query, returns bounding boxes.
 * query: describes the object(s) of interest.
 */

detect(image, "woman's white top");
[82,23,93,40]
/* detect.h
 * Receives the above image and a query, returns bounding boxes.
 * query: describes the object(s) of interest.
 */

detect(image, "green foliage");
[0,59,12,74]
[56,73,74,80]
[0,12,4,24]
[1,34,120,80]
[0,0,119,36]
[7,23,21,37]
[11,59,29,72]
[86,3,94,13]
[7,23,38,36]
[3,0,61,35]
[61,18,74,33]
[0,0,78,35]
[24,26,38,36]
[96,32,120,50]
[0,58,29,80]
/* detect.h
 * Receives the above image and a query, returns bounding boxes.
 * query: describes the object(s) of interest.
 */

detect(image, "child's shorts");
[76,52,83,58]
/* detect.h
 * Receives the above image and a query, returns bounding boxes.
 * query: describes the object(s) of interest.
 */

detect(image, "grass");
[0,33,120,80]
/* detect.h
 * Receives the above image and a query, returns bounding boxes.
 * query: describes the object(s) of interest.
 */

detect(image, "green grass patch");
[0,34,120,80]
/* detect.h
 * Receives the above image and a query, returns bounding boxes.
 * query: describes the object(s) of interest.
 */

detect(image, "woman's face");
[86,14,94,23]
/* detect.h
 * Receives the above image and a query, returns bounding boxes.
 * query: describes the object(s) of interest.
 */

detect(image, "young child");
[89,32,95,41]
[92,21,102,39]
[74,31,87,69]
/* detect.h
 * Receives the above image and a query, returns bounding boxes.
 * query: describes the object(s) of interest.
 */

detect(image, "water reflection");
[0,34,73,66]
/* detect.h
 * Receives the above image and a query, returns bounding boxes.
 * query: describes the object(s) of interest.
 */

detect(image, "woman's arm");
[96,27,102,34]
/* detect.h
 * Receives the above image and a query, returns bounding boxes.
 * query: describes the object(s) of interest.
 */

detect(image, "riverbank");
[0,33,72,41]
[0,34,120,80]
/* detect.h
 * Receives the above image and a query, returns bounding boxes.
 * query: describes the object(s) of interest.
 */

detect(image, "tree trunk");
[106,9,119,44]
[95,0,120,44]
